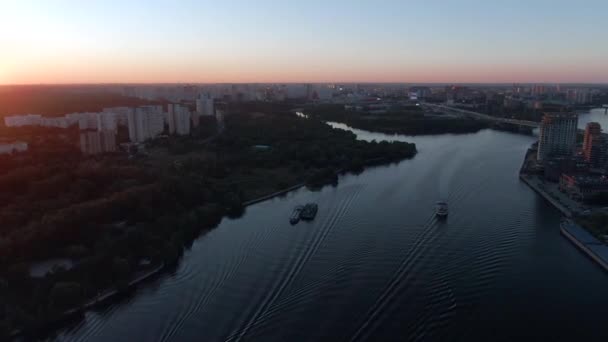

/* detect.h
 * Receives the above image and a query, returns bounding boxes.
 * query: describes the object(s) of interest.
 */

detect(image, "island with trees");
[305,104,489,135]
[0,104,416,338]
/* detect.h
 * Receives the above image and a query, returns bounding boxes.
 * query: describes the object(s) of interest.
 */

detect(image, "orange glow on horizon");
[3,60,607,85]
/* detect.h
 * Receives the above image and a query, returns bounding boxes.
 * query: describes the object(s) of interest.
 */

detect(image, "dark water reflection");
[56,115,608,341]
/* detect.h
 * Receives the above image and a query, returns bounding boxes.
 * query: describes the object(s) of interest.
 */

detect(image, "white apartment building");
[167,104,192,136]
[216,110,225,130]
[75,112,99,130]
[196,96,215,116]
[537,112,578,161]
[96,112,117,131]
[40,117,71,128]
[175,105,191,135]
[0,141,28,154]
[80,131,117,155]
[127,106,165,143]
[103,107,133,126]
[4,114,42,127]
[167,104,176,134]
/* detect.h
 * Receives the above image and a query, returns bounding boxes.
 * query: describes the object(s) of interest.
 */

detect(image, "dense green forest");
[0,104,416,338]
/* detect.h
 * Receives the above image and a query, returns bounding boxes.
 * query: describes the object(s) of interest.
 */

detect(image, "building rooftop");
[564,174,608,186]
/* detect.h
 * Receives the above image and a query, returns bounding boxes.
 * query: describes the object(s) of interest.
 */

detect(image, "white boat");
[436,201,448,218]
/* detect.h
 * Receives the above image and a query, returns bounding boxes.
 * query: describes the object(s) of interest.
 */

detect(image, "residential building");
[40,117,71,128]
[198,95,215,116]
[103,107,133,126]
[216,109,225,130]
[560,174,608,202]
[0,141,28,154]
[80,131,101,154]
[77,113,99,130]
[315,85,333,101]
[537,112,578,161]
[167,104,176,134]
[408,86,432,100]
[544,156,590,182]
[127,106,164,143]
[96,112,118,132]
[583,122,605,168]
[4,114,42,127]
[166,104,192,135]
[175,105,191,135]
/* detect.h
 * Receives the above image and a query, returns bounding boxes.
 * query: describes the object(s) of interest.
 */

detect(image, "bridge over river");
[423,103,540,128]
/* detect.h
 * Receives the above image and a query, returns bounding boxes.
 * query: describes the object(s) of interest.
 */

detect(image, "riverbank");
[305,104,489,135]
[519,175,573,217]
[519,142,608,272]
[55,118,608,342]
[3,112,419,339]
[9,263,165,339]
[561,220,608,272]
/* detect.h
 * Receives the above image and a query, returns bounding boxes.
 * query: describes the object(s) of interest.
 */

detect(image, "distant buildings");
[167,104,192,136]
[560,174,608,202]
[103,107,133,126]
[76,113,99,130]
[175,105,192,135]
[0,141,28,155]
[216,109,225,130]
[408,86,431,100]
[582,122,606,168]
[4,114,42,127]
[537,112,578,161]
[80,131,117,155]
[3,101,207,156]
[196,95,215,116]
[127,105,165,143]
[39,117,71,128]
[96,112,118,131]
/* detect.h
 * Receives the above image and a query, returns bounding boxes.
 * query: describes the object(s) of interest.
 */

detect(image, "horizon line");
[2,81,608,87]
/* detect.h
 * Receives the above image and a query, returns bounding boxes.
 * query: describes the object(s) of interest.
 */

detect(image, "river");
[53,110,608,341]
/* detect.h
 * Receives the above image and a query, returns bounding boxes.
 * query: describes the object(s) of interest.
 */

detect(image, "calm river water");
[55,110,608,341]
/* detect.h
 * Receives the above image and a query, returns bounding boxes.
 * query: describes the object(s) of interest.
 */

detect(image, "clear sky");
[1,0,607,84]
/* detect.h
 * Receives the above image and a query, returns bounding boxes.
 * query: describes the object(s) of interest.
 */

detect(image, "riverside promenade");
[520,175,573,217]
[520,144,608,272]
[561,220,608,272]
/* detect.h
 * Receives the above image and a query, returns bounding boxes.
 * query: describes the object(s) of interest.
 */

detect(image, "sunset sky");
[1,0,607,84]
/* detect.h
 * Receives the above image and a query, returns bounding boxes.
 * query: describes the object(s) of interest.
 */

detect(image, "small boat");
[290,206,304,224]
[436,201,448,218]
[300,203,318,221]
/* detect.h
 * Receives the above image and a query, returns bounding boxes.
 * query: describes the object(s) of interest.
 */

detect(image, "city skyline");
[2,0,608,85]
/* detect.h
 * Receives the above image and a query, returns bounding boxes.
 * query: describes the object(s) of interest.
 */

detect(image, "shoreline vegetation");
[0,102,416,339]
[305,104,490,135]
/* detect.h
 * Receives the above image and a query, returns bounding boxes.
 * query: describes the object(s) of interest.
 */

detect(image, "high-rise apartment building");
[0,142,28,154]
[175,105,191,136]
[127,106,164,143]
[197,95,215,116]
[537,112,578,161]
[80,131,117,155]
[4,114,42,127]
[166,104,192,136]
[96,112,117,132]
[583,122,606,168]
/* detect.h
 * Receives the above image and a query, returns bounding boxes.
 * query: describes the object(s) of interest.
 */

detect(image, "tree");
[49,282,82,311]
